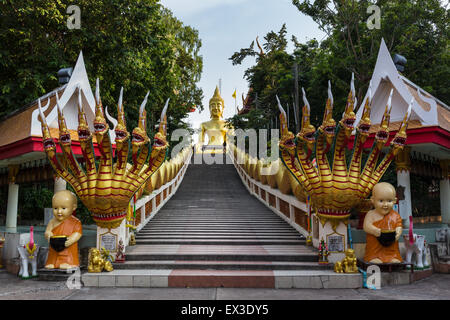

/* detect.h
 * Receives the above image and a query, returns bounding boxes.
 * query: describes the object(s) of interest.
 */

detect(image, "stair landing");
[82,160,361,288]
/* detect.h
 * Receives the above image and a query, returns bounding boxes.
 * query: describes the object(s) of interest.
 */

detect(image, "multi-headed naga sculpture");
[38,79,169,229]
[278,75,412,228]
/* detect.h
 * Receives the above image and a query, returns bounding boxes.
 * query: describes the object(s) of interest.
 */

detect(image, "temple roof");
[0,52,110,165]
[355,39,449,133]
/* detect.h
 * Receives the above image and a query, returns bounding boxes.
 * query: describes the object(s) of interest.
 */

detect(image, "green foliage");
[66,184,94,225]
[410,174,441,217]
[0,0,203,136]
[229,1,449,133]
[17,185,53,221]
[226,108,270,131]
[230,24,297,129]
[292,0,449,107]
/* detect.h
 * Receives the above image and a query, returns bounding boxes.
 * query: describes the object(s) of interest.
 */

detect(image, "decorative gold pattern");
[395,146,411,172]
[7,165,20,184]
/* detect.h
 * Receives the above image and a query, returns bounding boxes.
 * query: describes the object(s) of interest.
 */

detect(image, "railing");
[228,145,320,247]
[96,146,192,250]
[131,147,192,233]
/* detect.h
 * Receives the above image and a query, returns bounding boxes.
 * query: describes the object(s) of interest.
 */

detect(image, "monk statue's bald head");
[52,190,77,222]
[371,182,397,216]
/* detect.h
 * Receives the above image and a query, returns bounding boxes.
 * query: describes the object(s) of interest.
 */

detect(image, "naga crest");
[39,79,170,228]
[276,95,295,153]
[297,88,316,154]
[279,75,412,229]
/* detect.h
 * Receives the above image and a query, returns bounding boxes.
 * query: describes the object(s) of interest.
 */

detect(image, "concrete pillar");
[397,170,412,225]
[5,165,20,233]
[5,183,19,233]
[97,219,126,253]
[440,160,450,224]
[54,176,67,193]
[317,219,347,263]
[395,147,412,228]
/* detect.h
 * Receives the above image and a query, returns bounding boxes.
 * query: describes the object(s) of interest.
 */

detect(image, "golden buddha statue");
[199,86,228,152]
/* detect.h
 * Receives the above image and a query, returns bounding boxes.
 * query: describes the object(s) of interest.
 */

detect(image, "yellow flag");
[232,89,236,99]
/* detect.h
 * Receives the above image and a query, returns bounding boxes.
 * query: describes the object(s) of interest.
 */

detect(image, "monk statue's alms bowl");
[50,236,67,252]
[377,230,396,247]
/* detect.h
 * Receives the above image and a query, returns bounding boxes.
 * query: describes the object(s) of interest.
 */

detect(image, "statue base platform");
[357,258,413,273]
[36,267,80,281]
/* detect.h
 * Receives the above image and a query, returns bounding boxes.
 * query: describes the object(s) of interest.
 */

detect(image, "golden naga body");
[278,75,412,228]
[334,248,358,273]
[38,79,170,229]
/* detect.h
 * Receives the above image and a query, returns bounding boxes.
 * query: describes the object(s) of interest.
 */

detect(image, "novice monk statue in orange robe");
[364,182,403,264]
[44,190,82,269]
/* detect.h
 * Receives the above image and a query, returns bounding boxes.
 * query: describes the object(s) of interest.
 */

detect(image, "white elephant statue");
[403,234,429,270]
[17,227,39,279]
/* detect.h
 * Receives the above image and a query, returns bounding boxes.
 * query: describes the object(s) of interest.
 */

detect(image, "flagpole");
[234,88,237,115]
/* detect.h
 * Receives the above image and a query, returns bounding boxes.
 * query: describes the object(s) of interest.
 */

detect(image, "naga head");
[114,87,130,151]
[131,91,150,154]
[357,80,372,143]
[374,89,393,150]
[77,86,92,143]
[152,98,170,152]
[296,88,316,152]
[318,81,336,145]
[56,92,72,151]
[93,78,109,143]
[38,97,56,155]
[276,95,296,153]
[390,98,412,155]
[339,73,357,138]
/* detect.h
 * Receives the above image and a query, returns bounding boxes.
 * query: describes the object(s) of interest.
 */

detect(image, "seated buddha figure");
[199,86,228,151]
[363,182,403,264]
[44,190,82,269]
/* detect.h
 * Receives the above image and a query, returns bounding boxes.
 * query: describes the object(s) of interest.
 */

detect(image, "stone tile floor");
[1,270,449,300]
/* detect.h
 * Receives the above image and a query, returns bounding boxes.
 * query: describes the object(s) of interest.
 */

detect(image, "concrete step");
[135,239,306,245]
[149,219,286,222]
[93,160,351,289]
[81,269,362,288]
[137,231,302,236]
[141,226,295,231]
[136,235,303,239]
[146,220,286,224]
[112,260,331,271]
[125,254,317,262]
[0,269,10,279]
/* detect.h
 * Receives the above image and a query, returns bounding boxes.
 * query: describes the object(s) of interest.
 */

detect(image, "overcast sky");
[159,0,325,139]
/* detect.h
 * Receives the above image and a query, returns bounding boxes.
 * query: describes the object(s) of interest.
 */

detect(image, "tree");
[229,25,297,131]
[292,0,450,105]
[229,1,449,133]
[0,0,204,136]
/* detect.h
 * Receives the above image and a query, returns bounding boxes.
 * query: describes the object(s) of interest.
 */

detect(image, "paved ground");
[1,270,449,300]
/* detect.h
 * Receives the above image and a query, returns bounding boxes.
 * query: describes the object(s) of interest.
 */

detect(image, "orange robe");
[46,215,82,268]
[364,210,402,263]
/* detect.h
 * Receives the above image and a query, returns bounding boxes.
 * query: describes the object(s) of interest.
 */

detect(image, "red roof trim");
[0,136,113,161]
[347,126,450,150]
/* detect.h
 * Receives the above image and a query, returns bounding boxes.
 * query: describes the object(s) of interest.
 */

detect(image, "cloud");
[160,0,249,17]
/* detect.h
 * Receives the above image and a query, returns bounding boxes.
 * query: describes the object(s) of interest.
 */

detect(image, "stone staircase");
[82,155,361,288]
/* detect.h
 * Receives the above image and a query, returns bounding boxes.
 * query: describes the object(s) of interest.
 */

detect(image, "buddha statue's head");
[209,86,224,119]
